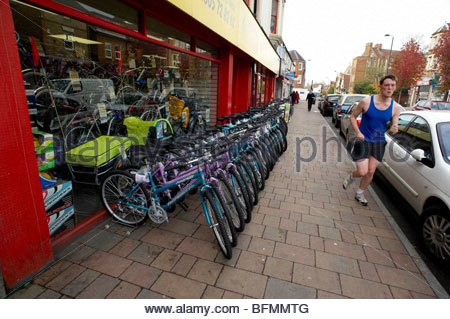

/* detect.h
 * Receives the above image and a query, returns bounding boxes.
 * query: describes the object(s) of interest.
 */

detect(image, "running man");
[342,74,401,206]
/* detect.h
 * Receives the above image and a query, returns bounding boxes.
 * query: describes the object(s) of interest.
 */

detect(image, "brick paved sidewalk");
[8,101,447,299]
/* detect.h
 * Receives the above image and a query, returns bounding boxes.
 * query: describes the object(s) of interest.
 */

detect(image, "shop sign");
[167,0,279,74]
[286,72,295,79]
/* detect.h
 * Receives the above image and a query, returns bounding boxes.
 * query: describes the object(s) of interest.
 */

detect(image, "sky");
[282,0,450,86]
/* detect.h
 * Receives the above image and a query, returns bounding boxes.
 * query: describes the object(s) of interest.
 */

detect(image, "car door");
[381,114,415,191]
[341,103,354,137]
[384,115,434,208]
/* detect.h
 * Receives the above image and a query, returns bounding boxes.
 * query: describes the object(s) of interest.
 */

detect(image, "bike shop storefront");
[0,0,279,293]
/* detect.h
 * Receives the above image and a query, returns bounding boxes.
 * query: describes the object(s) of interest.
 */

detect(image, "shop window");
[53,0,139,31]
[11,0,218,242]
[104,42,112,59]
[147,16,191,51]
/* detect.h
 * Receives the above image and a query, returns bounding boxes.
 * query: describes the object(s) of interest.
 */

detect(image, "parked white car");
[376,111,450,263]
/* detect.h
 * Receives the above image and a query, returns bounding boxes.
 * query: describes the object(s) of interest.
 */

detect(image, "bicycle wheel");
[211,184,238,246]
[254,144,270,180]
[101,170,149,226]
[247,151,265,191]
[228,165,251,223]
[218,172,245,232]
[203,188,233,259]
[238,159,258,206]
[65,125,97,150]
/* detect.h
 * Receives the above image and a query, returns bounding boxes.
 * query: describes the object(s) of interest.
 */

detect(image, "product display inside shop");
[12,0,217,239]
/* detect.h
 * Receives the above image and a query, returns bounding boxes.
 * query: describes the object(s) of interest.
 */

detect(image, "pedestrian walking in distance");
[295,91,300,104]
[306,89,315,112]
[343,74,401,206]
[290,90,297,106]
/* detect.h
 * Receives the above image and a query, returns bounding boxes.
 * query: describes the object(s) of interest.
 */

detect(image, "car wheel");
[421,206,450,263]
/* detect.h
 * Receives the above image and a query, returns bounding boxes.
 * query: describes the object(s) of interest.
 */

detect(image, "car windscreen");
[437,122,450,164]
[343,96,366,105]
[434,102,450,110]
[328,96,340,102]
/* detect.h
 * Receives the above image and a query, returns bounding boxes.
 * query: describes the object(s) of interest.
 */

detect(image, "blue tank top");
[359,96,393,142]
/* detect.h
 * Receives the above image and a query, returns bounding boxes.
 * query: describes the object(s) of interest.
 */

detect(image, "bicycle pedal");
[178,202,189,211]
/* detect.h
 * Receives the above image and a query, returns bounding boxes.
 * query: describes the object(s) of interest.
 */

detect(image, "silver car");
[339,102,360,142]
[376,111,450,263]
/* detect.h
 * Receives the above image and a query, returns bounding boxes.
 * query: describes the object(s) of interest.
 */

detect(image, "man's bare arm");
[350,98,369,139]
[389,104,401,135]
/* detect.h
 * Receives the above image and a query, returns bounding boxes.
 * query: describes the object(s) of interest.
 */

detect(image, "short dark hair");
[379,74,397,85]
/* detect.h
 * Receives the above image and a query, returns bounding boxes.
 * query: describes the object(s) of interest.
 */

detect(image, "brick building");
[289,50,306,89]
[349,42,400,93]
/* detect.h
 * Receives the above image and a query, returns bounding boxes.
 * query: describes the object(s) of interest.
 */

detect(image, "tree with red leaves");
[390,38,426,103]
[434,30,450,96]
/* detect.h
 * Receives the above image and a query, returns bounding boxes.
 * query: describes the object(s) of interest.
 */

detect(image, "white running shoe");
[343,174,354,190]
[355,193,368,206]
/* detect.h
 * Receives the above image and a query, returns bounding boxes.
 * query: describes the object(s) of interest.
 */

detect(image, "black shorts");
[347,139,387,162]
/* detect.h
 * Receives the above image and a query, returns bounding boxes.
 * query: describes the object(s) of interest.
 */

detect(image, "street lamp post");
[384,34,394,75]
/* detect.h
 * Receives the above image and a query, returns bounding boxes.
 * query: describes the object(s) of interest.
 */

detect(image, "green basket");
[65,136,131,166]
[124,117,173,145]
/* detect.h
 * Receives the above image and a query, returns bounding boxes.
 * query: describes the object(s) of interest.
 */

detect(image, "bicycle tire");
[211,183,238,247]
[101,170,149,226]
[203,188,233,259]
[218,171,246,232]
[228,165,252,223]
[276,127,288,153]
[239,159,258,206]
[254,144,270,180]
[247,150,265,191]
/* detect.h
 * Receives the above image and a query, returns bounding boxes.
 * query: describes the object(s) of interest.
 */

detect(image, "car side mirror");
[411,149,426,162]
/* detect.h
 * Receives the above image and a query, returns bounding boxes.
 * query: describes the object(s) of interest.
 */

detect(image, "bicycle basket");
[124,117,174,145]
[65,136,131,167]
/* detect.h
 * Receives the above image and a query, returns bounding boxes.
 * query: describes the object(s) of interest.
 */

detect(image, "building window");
[298,62,302,71]
[270,0,278,34]
[172,54,178,67]
[297,76,302,84]
[105,42,112,59]
[432,57,438,70]
[114,44,121,60]
[63,32,74,51]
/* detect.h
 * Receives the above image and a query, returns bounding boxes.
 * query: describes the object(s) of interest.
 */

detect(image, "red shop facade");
[0,0,279,293]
